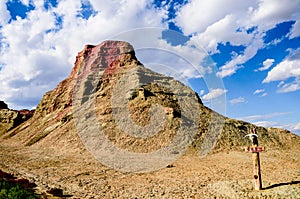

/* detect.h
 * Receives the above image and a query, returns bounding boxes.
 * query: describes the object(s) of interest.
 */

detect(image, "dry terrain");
[0,41,299,198]
[0,141,299,198]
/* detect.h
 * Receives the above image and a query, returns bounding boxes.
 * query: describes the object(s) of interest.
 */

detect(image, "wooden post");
[138,88,146,100]
[251,128,262,190]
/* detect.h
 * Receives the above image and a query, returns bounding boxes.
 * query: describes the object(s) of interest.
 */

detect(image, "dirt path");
[0,143,299,198]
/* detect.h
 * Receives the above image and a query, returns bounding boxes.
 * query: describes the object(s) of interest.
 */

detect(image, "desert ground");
[0,142,299,198]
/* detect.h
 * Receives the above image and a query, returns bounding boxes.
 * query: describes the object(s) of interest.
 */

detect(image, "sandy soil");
[0,143,299,198]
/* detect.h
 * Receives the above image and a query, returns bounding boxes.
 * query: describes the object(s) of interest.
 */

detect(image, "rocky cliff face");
[0,110,20,135]
[0,102,34,136]
[1,41,299,156]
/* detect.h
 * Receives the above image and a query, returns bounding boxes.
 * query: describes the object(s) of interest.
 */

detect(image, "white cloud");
[277,79,300,93]
[252,0,300,28]
[238,112,300,134]
[202,88,227,101]
[19,0,30,6]
[290,122,300,131]
[263,60,300,82]
[277,81,285,87]
[187,12,255,54]
[175,0,254,36]
[135,38,211,83]
[248,120,300,135]
[261,92,267,97]
[199,90,205,96]
[253,89,264,95]
[253,89,267,96]
[256,58,275,71]
[252,120,277,128]
[229,97,246,105]
[286,122,300,135]
[0,1,10,26]
[289,20,300,39]
[263,48,300,92]
[175,0,300,78]
[216,32,265,78]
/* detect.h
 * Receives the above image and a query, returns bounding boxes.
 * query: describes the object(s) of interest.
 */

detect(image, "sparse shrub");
[0,178,39,199]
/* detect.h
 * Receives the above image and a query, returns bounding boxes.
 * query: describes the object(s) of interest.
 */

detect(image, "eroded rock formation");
[0,40,298,153]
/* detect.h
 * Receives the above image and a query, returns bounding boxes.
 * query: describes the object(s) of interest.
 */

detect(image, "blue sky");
[0,0,300,135]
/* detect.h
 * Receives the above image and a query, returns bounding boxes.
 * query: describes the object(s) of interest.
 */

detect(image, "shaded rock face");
[0,101,34,135]
[0,110,33,135]
[0,101,8,109]
[0,110,20,135]
[1,40,299,155]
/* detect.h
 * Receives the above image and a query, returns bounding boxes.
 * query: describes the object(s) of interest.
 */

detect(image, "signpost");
[245,146,265,153]
[244,128,264,191]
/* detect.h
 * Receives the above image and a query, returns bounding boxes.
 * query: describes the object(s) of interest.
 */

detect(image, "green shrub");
[0,178,39,199]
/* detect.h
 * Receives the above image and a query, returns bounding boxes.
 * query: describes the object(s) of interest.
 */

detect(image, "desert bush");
[0,178,38,199]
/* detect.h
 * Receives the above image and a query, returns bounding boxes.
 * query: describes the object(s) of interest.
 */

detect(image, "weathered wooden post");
[138,88,146,100]
[251,128,262,191]
[245,128,264,190]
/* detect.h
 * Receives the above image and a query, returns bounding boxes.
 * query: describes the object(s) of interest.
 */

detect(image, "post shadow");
[263,180,300,190]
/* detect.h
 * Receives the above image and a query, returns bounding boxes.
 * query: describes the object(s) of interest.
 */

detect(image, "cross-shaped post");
[250,128,262,190]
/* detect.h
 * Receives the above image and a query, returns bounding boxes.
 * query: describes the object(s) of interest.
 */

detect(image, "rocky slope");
[0,40,299,198]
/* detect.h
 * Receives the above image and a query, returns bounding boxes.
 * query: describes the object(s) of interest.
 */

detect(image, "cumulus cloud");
[252,0,300,28]
[229,97,246,105]
[175,0,254,36]
[175,0,300,78]
[202,88,227,101]
[255,58,275,71]
[263,48,300,92]
[263,60,300,82]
